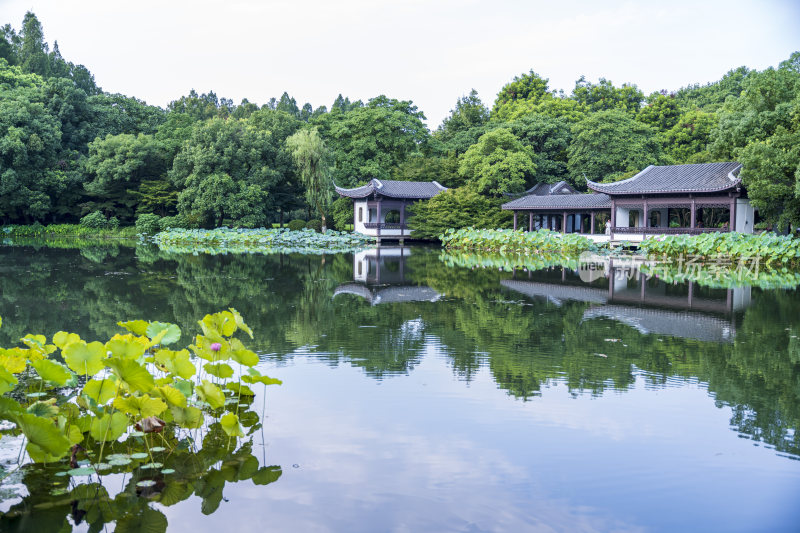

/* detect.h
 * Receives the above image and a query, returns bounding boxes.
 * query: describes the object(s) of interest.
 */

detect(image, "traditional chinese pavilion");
[502,162,756,241]
[335,179,447,240]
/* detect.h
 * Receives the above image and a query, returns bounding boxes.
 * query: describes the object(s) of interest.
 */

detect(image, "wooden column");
[690,199,696,229]
[400,202,406,241]
[376,199,382,240]
[729,197,736,232]
[590,211,595,234]
[529,212,533,232]
[562,211,567,234]
[513,211,518,231]
[643,198,649,233]
[610,199,616,230]
[578,213,584,234]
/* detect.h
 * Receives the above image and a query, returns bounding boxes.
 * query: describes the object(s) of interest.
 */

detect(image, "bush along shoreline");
[153,227,376,255]
[1,223,139,240]
[440,228,602,255]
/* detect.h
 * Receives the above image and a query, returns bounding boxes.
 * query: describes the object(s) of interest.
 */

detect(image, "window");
[649,210,661,227]
[358,207,363,223]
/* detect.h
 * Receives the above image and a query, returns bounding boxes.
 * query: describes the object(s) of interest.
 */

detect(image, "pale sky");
[2,0,798,128]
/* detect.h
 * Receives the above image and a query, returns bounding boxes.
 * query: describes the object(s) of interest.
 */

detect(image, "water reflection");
[1,241,800,530]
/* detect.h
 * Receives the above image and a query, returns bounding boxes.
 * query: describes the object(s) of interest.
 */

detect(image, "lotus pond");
[1,239,800,532]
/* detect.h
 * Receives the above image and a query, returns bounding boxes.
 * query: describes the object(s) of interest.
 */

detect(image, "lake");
[1,242,800,532]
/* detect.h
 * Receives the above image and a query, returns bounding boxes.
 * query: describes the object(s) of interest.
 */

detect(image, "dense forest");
[1,12,799,230]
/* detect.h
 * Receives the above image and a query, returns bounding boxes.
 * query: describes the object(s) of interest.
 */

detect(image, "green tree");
[660,109,718,164]
[674,66,751,112]
[637,92,682,130]
[407,187,513,239]
[170,118,283,227]
[19,12,48,77]
[710,55,800,229]
[571,76,644,114]
[508,114,571,184]
[568,109,661,185]
[493,70,550,111]
[0,65,63,222]
[83,133,170,221]
[458,128,536,196]
[286,128,334,231]
[437,89,490,142]
[320,95,429,187]
[168,90,232,121]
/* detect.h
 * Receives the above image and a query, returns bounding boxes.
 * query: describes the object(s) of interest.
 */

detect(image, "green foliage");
[441,227,600,254]
[568,110,661,185]
[407,187,513,240]
[494,70,551,110]
[0,309,280,463]
[306,219,322,232]
[438,89,490,143]
[315,95,429,187]
[710,58,800,229]
[80,211,109,229]
[158,213,190,231]
[638,231,800,266]
[571,76,644,114]
[458,128,536,196]
[153,227,374,255]
[170,118,288,228]
[330,196,354,231]
[286,128,333,229]
[287,219,307,231]
[135,213,161,235]
[637,93,682,130]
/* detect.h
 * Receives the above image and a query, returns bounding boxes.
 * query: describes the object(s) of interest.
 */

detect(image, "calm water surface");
[1,242,800,532]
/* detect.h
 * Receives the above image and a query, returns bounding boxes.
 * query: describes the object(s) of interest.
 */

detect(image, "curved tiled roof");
[335,179,447,199]
[586,162,742,195]
[523,181,577,196]
[502,193,611,210]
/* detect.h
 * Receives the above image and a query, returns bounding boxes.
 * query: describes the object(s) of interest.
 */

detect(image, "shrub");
[159,214,190,231]
[331,197,354,230]
[135,213,161,235]
[306,219,322,232]
[107,216,120,230]
[287,219,307,231]
[80,211,108,229]
[441,227,597,254]
[407,186,513,240]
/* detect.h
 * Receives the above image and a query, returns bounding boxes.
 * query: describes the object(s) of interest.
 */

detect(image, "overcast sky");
[2,0,798,128]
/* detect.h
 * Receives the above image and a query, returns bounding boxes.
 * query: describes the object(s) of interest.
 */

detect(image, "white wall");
[735,198,755,234]
[353,200,369,234]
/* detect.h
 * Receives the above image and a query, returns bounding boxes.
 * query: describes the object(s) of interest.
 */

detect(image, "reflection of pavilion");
[501,261,751,343]
[333,247,441,305]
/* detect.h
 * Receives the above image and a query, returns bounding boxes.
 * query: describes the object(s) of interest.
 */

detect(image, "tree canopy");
[0,11,797,229]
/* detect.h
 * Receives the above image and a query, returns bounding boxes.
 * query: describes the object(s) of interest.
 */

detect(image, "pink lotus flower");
[210,342,222,352]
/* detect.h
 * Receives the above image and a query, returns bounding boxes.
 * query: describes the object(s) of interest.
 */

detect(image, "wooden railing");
[613,227,726,235]
[364,223,408,230]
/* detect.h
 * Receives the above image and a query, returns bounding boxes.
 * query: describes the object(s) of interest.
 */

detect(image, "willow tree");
[286,127,333,231]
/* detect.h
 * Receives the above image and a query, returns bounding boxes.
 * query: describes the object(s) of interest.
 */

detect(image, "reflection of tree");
[1,431,281,532]
[2,243,800,456]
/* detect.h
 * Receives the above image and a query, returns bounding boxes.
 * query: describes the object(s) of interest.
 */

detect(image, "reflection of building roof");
[334,179,447,199]
[586,162,742,195]
[334,283,441,305]
[502,193,611,210]
[501,280,608,305]
[582,305,734,343]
